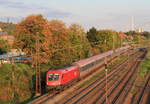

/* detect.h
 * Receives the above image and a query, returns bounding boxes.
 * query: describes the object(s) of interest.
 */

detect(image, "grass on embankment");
[139,55,150,77]
[131,49,150,95]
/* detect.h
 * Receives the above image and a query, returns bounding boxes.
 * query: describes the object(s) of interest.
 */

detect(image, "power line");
[23,40,117,58]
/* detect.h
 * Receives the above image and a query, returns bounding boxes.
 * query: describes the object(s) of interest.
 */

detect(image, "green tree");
[125,31,137,36]
[142,31,150,38]
[0,40,10,54]
[69,24,91,60]
[0,64,33,104]
[87,27,98,46]
[96,30,120,52]
[87,28,121,54]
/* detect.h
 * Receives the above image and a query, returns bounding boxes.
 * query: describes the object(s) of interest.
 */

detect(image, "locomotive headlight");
[58,82,60,85]
[51,83,54,85]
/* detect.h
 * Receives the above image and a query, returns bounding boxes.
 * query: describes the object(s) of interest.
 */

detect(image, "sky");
[0,0,150,31]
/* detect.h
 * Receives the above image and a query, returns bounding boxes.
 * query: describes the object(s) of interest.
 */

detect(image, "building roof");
[119,32,128,39]
[0,52,25,59]
[0,32,8,35]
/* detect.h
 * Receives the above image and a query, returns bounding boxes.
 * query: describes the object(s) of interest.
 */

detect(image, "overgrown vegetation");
[107,54,127,69]
[0,40,10,54]
[0,64,34,104]
[139,49,150,76]
[131,48,150,95]
[77,70,105,89]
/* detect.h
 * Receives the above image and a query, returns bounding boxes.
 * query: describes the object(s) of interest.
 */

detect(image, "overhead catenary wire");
[24,40,121,58]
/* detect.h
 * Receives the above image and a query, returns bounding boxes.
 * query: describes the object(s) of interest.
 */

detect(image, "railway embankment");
[124,48,150,104]
[52,48,144,104]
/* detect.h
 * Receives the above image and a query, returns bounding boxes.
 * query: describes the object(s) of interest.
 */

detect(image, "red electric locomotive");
[46,66,80,90]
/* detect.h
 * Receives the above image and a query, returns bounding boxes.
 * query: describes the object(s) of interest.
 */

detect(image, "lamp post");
[113,33,115,53]
[112,33,115,61]
[105,59,108,104]
[104,39,108,104]
[35,32,41,96]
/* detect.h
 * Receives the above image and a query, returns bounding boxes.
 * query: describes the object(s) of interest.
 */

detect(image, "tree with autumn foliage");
[15,14,46,53]
[47,20,72,66]
[15,15,79,66]
[15,14,123,66]
[15,15,92,67]
[15,14,52,64]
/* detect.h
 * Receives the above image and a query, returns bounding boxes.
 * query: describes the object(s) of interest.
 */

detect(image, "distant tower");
[7,17,10,23]
[131,16,135,31]
[0,28,2,32]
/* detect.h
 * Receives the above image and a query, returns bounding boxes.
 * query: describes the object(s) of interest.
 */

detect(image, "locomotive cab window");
[48,73,59,81]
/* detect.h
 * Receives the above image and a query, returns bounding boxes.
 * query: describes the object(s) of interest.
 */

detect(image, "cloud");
[0,0,73,20]
[44,10,73,18]
[0,0,11,5]
[0,0,29,9]
[0,0,39,9]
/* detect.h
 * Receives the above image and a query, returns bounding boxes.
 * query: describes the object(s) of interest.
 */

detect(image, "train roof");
[47,65,78,74]
[73,46,130,68]
[49,65,76,71]
[73,50,113,68]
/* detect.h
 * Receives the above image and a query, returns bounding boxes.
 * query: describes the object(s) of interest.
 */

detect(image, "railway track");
[60,60,129,104]
[29,50,142,104]
[123,51,150,104]
[126,73,150,104]
[55,51,146,104]
[29,54,129,104]
[28,90,59,104]
[107,56,142,104]
[96,52,146,104]
[139,76,150,104]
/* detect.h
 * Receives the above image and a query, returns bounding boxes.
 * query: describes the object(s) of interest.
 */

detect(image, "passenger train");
[46,46,131,90]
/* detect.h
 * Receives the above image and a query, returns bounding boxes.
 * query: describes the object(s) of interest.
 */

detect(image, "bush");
[0,64,34,104]
[0,40,10,54]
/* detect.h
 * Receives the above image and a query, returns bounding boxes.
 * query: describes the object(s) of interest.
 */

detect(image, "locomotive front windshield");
[48,73,59,81]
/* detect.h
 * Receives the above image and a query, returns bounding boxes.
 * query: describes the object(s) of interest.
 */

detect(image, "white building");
[0,28,2,32]
[136,28,144,33]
